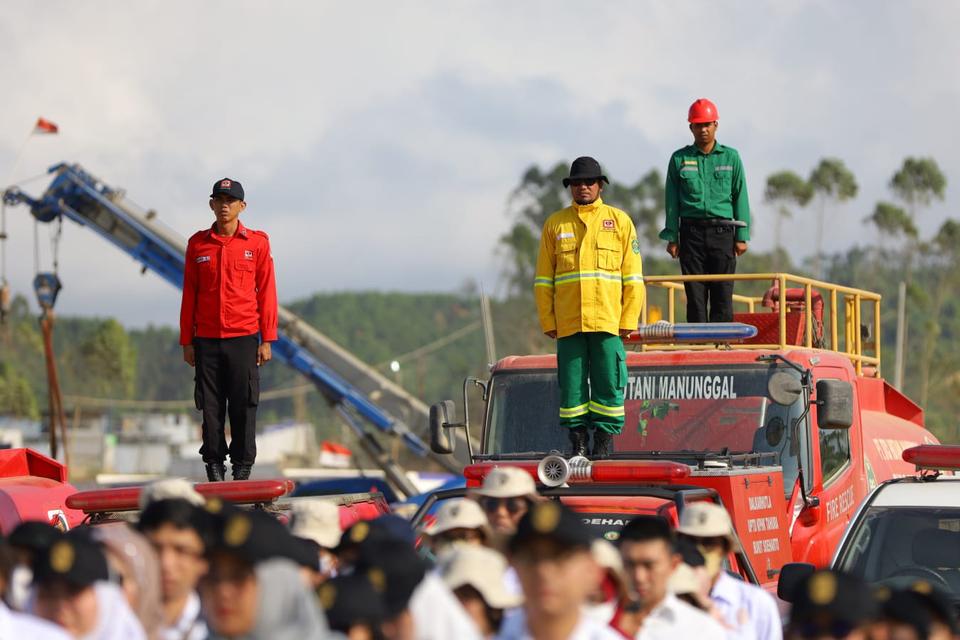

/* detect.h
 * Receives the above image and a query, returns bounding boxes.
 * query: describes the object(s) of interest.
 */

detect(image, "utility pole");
[480,292,497,365]
[894,281,906,389]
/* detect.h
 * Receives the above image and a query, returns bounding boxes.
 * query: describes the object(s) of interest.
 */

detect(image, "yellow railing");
[638,273,882,377]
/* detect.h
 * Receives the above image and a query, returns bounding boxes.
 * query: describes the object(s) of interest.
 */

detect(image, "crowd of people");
[0,472,955,640]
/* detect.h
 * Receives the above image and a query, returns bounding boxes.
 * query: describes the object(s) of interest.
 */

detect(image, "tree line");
[0,155,956,446]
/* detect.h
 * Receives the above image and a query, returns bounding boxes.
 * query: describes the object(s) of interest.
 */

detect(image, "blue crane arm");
[3,163,429,457]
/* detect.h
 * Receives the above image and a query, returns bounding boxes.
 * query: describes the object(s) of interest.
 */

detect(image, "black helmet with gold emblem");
[788,569,878,635]
[508,501,594,554]
[33,531,109,588]
[208,508,294,565]
[318,573,386,632]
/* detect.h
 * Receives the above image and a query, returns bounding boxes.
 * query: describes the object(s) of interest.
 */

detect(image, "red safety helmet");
[688,98,719,123]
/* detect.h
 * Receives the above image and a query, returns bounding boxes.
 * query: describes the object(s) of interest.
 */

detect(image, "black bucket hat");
[562,157,609,188]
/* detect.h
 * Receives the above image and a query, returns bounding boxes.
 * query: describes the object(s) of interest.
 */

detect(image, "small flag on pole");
[319,441,353,468]
[34,118,58,134]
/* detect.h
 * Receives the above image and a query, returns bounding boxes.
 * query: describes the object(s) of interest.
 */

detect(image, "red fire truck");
[0,448,390,533]
[429,273,937,589]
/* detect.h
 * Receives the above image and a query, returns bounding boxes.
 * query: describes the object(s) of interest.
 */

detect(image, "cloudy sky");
[1,1,956,327]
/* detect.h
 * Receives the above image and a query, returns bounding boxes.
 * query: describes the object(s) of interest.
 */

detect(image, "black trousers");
[679,222,737,323]
[194,334,259,465]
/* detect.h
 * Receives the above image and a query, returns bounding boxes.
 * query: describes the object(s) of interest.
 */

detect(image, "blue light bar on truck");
[628,321,758,344]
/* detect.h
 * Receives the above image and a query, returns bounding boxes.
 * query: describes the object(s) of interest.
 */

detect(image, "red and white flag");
[319,441,353,468]
[34,117,58,134]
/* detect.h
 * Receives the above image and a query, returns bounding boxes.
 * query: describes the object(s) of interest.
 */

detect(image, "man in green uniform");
[660,99,750,323]
[535,157,645,459]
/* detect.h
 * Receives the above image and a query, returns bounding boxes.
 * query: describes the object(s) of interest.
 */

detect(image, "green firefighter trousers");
[557,332,627,434]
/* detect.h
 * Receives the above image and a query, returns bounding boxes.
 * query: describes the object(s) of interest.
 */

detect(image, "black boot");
[232,464,252,481]
[568,427,588,458]
[205,462,226,482]
[591,432,614,460]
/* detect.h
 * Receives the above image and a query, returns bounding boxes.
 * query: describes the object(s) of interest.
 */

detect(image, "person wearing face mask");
[421,499,492,560]
[0,534,71,638]
[288,499,343,587]
[677,503,781,640]
[92,525,164,639]
[534,156,645,459]
[5,521,63,612]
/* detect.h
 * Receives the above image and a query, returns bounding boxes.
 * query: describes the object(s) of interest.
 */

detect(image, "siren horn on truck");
[464,457,691,489]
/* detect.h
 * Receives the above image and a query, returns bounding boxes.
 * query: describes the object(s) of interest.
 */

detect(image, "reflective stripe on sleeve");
[621,274,644,284]
[534,277,555,288]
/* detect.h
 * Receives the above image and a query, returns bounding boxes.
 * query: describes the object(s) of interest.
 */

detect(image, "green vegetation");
[0,155,957,448]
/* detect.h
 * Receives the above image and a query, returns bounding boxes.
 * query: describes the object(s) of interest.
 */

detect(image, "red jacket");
[179,221,278,345]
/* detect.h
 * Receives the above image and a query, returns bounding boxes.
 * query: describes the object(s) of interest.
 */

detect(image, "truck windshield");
[485,364,809,496]
[836,506,960,598]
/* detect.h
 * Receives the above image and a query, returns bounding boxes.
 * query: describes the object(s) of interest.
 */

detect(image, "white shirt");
[710,573,781,640]
[497,610,624,640]
[635,593,726,640]
[0,602,72,640]
[159,592,208,640]
[411,572,483,640]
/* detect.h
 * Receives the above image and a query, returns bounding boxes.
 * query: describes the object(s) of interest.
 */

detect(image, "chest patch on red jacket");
[196,255,210,263]
[244,250,254,260]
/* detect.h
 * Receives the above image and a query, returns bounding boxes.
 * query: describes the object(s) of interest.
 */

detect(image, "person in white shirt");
[136,482,212,640]
[502,501,622,640]
[676,502,782,640]
[613,515,725,640]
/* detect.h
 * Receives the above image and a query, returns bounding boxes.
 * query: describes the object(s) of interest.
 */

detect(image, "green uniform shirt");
[659,142,751,243]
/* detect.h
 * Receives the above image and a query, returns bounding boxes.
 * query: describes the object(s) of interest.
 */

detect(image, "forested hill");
[0,290,551,439]
[1,240,959,445]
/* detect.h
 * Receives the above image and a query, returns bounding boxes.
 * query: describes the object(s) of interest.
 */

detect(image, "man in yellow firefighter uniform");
[534,157,645,459]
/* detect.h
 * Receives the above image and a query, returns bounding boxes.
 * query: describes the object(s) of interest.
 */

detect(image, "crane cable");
[0,201,9,321]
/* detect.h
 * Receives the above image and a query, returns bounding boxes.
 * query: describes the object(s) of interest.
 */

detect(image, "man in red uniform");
[180,178,278,481]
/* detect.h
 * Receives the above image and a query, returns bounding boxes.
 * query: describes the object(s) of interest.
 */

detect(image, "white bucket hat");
[471,466,537,499]
[676,502,739,550]
[439,546,524,610]
[289,499,343,549]
[138,478,204,510]
[423,498,492,538]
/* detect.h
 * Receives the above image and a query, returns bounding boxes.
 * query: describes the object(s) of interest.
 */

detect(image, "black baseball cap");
[508,501,595,554]
[210,177,244,200]
[33,533,109,588]
[208,508,293,565]
[319,574,386,632]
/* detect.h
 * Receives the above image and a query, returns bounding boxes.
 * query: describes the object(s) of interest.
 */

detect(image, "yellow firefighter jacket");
[534,198,645,338]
